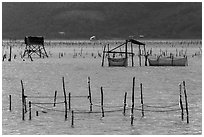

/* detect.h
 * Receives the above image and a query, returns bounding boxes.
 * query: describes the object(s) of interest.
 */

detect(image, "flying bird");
[90,36,96,41]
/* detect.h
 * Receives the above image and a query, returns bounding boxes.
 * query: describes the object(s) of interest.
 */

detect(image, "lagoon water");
[2,39,202,134]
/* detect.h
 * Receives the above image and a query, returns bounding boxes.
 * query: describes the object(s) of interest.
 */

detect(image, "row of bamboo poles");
[7,77,190,127]
[2,38,202,62]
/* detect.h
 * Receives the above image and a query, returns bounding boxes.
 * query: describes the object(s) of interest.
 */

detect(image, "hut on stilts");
[101,39,147,67]
[22,36,48,61]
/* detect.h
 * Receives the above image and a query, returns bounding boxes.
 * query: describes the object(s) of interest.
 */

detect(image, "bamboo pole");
[8,46,12,61]
[109,42,126,52]
[131,77,135,126]
[68,92,71,111]
[29,46,33,61]
[107,44,110,58]
[21,80,25,120]
[140,83,144,117]
[62,77,68,120]
[123,92,127,116]
[29,101,31,120]
[2,54,6,61]
[9,95,11,111]
[179,83,184,121]
[101,87,104,117]
[53,90,57,107]
[144,54,148,66]
[144,45,148,66]
[125,40,128,61]
[71,110,74,128]
[106,51,134,54]
[183,81,189,124]
[131,41,134,67]
[39,45,41,58]
[36,111,39,116]
[139,45,141,66]
[101,45,106,67]
[143,45,146,55]
[24,96,27,113]
[88,77,92,112]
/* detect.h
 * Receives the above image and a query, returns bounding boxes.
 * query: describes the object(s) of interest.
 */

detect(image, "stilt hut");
[101,39,147,67]
[23,36,48,61]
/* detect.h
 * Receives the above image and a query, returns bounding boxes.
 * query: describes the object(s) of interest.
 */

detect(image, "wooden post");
[8,46,12,61]
[88,77,92,112]
[62,77,68,120]
[101,45,106,67]
[21,80,25,120]
[143,45,146,55]
[39,45,41,58]
[144,54,148,66]
[131,41,134,67]
[179,83,184,121]
[68,92,71,111]
[36,111,39,116]
[107,44,110,58]
[29,101,31,120]
[123,92,127,116]
[101,87,104,117]
[71,110,74,128]
[53,90,57,107]
[140,83,144,117]
[2,54,6,61]
[144,45,147,66]
[183,81,189,124]
[9,95,11,111]
[125,40,128,61]
[24,97,27,113]
[139,45,141,66]
[29,48,33,61]
[131,77,135,126]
